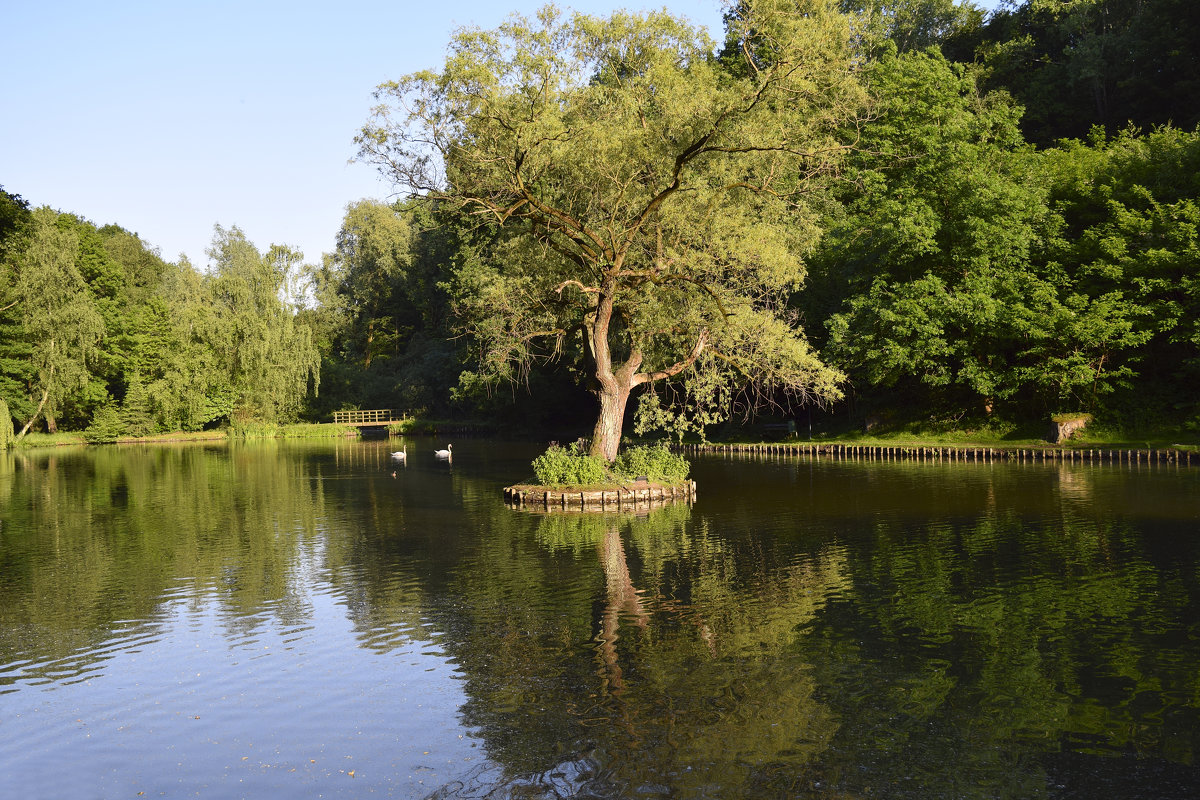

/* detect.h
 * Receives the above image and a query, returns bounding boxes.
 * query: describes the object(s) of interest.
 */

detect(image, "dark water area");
[0,438,1198,799]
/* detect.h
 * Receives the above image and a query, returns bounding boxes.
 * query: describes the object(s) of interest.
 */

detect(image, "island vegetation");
[2,0,1198,458]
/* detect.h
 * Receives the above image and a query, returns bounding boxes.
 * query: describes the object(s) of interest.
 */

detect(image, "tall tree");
[306,199,467,417]
[204,226,321,424]
[1038,127,1200,425]
[975,0,1200,145]
[10,208,105,437]
[153,258,239,431]
[318,199,415,370]
[0,188,33,431]
[839,0,988,56]
[357,0,864,460]
[808,47,1146,417]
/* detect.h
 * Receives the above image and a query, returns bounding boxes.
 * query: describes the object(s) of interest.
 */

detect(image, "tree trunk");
[17,387,50,440]
[364,320,375,368]
[590,380,632,463]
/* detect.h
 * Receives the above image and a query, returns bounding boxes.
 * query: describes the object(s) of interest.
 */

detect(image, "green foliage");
[813,47,1045,409]
[839,0,987,56]
[0,200,322,439]
[807,47,1199,424]
[229,421,358,440]
[1050,412,1093,424]
[1035,127,1200,423]
[359,0,863,460]
[0,398,12,449]
[531,443,610,487]
[12,431,86,448]
[306,200,463,421]
[277,423,359,439]
[227,421,281,440]
[531,441,690,486]
[974,0,1200,145]
[84,404,123,443]
[613,444,691,482]
[10,208,106,436]
[206,227,321,425]
[5,0,1200,441]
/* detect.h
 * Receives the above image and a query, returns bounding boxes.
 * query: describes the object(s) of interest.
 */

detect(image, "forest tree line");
[2,0,1198,445]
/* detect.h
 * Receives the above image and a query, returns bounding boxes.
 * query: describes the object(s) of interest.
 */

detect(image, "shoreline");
[674,441,1196,466]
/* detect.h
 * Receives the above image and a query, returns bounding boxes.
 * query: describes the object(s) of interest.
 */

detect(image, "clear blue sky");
[1,1,1001,270]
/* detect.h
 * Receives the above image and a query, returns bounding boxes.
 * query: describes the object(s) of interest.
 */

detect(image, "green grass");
[13,431,87,448]
[229,422,361,440]
[705,414,1195,451]
[116,431,227,443]
[730,428,1194,451]
[277,422,360,439]
[10,422,363,448]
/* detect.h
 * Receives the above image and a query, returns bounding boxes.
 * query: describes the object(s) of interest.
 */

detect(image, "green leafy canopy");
[358,1,867,456]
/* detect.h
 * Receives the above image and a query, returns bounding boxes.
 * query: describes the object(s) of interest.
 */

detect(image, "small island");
[504,479,696,511]
[504,442,694,511]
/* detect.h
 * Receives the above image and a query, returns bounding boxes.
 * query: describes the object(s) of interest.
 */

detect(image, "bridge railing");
[332,409,398,426]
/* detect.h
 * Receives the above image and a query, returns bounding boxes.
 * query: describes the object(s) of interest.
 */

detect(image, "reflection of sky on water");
[0,578,483,799]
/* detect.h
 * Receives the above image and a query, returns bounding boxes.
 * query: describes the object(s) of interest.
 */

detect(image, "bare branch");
[554,279,602,296]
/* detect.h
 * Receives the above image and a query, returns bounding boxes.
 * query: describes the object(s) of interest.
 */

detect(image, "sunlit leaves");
[205,226,321,424]
[359,1,865,453]
[11,208,106,435]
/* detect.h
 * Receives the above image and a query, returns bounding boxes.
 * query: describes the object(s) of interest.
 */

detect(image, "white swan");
[390,446,407,461]
[434,444,453,458]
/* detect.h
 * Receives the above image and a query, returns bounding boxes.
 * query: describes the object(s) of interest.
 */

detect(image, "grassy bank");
[227,422,361,440]
[719,417,1197,452]
[6,422,364,449]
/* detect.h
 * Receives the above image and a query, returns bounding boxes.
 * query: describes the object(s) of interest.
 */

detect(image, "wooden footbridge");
[332,409,404,428]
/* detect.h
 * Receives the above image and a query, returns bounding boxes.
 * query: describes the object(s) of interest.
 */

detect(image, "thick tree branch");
[554,280,602,296]
[633,328,709,386]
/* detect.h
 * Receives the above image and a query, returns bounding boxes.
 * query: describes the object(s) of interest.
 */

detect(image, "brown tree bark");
[591,380,633,463]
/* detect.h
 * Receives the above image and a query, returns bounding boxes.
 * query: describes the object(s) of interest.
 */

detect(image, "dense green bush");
[613,444,690,482]
[532,442,609,486]
[228,421,281,439]
[83,405,123,443]
[531,442,690,486]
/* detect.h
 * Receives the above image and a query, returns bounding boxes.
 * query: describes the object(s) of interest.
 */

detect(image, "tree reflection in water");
[439,504,851,799]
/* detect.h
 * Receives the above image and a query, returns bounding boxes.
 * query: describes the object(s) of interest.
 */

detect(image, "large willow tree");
[358,0,864,460]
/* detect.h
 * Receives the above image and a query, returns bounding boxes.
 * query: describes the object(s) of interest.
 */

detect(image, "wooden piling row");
[670,442,1194,467]
[504,480,698,510]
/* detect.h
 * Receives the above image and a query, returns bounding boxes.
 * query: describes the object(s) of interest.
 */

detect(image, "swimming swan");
[434,444,453,458]
[390,446,407,460]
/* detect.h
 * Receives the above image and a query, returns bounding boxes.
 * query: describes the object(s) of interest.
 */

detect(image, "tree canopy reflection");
[443,504,851,798]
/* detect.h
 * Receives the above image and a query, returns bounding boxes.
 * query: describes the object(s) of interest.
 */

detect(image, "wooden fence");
[674,442,1194,466]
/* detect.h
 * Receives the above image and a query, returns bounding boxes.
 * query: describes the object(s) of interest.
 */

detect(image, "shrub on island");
[531,442,689,487]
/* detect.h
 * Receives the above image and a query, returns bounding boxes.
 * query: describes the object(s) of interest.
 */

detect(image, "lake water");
[1,437,1198,799]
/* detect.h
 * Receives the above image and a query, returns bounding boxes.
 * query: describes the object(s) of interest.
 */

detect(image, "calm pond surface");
[1,437,1198,799]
